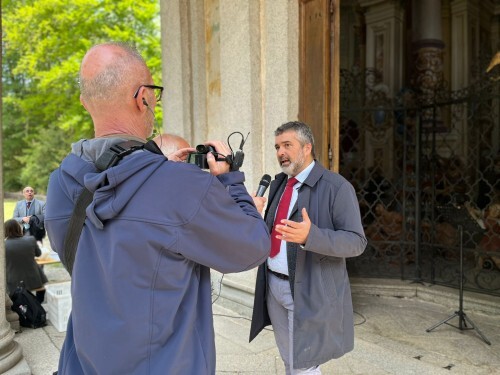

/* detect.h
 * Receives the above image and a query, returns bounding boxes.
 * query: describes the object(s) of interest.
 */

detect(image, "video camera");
[187,145,221,170]
[187,131,249,171]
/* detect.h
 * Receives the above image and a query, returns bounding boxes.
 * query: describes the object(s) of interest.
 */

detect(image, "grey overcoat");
[13,198,46,224]
[250,162,367,369]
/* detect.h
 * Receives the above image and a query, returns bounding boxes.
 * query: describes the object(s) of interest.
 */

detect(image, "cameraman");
[45,42,270,375]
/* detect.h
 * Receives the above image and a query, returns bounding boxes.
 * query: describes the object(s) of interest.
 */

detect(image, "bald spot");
[80,43,150,103]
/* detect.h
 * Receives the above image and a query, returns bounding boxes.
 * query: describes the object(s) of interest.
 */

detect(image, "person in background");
[4,219,47,302]
[13,186,46,235]
[153,133,194,161]
[250,121,367,374]
[45,42,270,375]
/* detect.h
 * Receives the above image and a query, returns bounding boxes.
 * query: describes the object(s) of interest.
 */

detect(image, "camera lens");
[196,145,210,153]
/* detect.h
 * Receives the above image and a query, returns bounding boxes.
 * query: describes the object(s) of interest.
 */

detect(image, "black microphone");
[256,174,271,197]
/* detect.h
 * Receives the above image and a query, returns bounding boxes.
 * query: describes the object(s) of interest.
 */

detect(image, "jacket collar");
[300,160,324,189]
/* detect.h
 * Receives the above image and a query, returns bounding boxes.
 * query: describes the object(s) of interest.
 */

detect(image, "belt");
[267,268,289,280]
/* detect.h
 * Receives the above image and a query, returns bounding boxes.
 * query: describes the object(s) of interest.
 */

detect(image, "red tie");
[270,177,297,258]
[26,201,31,210]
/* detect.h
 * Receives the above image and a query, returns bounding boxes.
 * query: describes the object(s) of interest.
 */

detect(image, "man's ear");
[304,143,313,156]
[134,86,148,111]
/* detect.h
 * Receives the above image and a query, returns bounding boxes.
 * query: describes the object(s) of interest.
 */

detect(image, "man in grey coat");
[250,121,367,374]
[12,186,46,234]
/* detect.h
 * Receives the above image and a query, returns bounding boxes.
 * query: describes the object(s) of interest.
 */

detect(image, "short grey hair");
[275,121,316,158]
[79,42,148,102]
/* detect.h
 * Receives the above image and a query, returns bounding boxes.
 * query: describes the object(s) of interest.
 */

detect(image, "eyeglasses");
[133,84,164,102]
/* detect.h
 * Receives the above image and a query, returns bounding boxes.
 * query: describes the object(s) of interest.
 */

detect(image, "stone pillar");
[5,297,20,333]
[358,0,404,178]
[411,0,445,128]
[159,0,300,313]
[450,0,480,155]
[160,0,299,189]
[160,0,206,143]
[451,0,479,90]
[359,0,405,96]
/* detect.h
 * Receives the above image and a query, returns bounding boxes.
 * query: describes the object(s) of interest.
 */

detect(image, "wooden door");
[299,0,340,171]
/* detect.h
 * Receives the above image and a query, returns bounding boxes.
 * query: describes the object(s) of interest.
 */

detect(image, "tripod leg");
[462,313,492,345]
[457,310,467,330]
[426,312,459,332]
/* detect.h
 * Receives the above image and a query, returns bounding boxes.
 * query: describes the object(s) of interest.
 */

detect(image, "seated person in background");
[12,186,46,236]
[4,219,48,303]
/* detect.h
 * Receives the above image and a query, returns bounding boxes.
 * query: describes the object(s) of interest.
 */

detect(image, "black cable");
[354,311,367,326]
[226,131,248,154]
[211,274,364,331]
[211,273,224,305]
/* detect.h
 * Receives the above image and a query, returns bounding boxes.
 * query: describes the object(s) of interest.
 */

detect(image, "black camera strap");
[63,140,163,275]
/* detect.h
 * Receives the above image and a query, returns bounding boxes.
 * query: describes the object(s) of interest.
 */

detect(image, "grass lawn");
[4,199,16,220]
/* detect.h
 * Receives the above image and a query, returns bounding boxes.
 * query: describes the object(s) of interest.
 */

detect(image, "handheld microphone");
[256,174,271,197]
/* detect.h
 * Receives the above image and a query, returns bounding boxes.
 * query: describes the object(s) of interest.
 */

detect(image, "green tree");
[2,0,162,193]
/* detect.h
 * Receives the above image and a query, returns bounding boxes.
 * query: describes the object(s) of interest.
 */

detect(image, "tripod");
[426,206,491,345]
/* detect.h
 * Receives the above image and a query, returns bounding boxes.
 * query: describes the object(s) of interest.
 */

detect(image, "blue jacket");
[45,138,270,375]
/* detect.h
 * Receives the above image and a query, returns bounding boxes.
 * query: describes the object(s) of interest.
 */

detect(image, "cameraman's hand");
[168,147,196,162]
[205,140,231,176]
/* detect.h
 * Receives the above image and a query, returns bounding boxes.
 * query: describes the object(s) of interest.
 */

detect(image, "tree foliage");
[2,0,162,193]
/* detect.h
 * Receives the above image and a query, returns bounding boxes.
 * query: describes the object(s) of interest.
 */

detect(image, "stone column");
[159,0,300,314]
[411,0,445,128]
[450,0,480,155]
[358,0,404,178]
[359,0,405,96]
[450,0,479,90]
[160,0,206,143]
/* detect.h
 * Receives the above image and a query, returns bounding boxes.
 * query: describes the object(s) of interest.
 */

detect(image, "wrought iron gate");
[340,68,500,296]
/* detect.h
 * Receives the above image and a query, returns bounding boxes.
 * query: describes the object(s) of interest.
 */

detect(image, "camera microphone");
[256,174,271,197]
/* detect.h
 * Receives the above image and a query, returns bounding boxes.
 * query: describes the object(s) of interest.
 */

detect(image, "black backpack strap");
[62,140,152,275]
[95,140,146,171]
[144,139,165,156]
[63,188,93,275]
